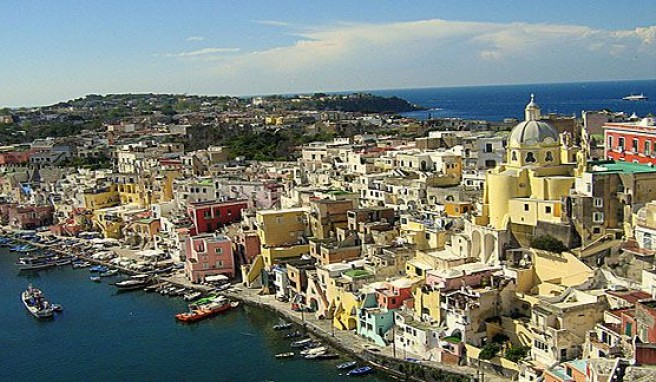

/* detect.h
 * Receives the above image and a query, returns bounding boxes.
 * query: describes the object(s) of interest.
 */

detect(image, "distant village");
[2,92,656,382]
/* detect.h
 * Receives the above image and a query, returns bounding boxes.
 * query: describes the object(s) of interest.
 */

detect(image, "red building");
[604,117,656,164]
[375,279,415,310]
[0,204,54,229]
[187,199,248,234]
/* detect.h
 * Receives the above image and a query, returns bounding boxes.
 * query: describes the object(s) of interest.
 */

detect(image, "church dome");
[509,119,559,146]
[508,94,559,147]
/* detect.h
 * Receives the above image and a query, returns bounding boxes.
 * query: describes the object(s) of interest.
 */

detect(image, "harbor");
[2,230,486,382]
[1,243,396,382]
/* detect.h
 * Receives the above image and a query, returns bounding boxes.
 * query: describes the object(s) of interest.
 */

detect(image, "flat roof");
[590,161,656,174]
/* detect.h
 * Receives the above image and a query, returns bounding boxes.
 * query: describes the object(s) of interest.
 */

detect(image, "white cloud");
[254,20,290,27]
[161,47,240,58]
[186,36,205,42]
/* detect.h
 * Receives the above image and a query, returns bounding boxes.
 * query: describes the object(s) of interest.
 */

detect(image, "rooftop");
[589,160,656,174]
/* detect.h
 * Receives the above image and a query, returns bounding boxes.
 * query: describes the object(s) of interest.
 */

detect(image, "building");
[184,233,235,282]
[187,199,248,234]
[604,117,656,164]
[256,208,311,267]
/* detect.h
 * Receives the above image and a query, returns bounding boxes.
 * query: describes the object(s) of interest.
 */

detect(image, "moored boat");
[90,276,101,282]
[15,259,56,271]
[114,274,150,290]
[273,322,293,330]
[21,285,54,319]
[275,352,295,359]
[336,361,357,370]
[175,296,235,323]
[99,269,119,277]
[290,338,312,348]
[347,366,374,377]
[183,291,202,301]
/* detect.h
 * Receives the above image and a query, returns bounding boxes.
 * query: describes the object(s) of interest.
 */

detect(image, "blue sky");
[1,0,655,106]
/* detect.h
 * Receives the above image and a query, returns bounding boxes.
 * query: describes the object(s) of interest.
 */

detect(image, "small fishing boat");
[347,366,374,377]
[99,269,119,277]
[90,276,101,282]
[15,260,55,271]
[89,265,108,273]
[315,353,339,360]
[285,330,303,339]
[114,274,150,290]
[183,291,202,301]
[336,361,357,370]
[275,352,295,359]
[300,346,327,356]
[290,338,312,348]
[273,322,293,330]
[72,261,91,269]
[52,304,63,312]
[21,284,54,319]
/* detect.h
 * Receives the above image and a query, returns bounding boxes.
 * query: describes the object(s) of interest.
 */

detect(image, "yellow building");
[256,208,311,267]
[471,95,579,263]
[83,184,119,211]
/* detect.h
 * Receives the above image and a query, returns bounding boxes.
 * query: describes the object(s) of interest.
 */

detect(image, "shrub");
[479,343,500,360]
[531,234,567,253]
[504,346,530,363]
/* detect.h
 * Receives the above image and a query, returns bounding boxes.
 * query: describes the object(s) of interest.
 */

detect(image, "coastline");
[6,228,502,382]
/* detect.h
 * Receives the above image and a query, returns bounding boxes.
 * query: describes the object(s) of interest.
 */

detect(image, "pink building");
[425,264,499,292]
[184,233,235,283]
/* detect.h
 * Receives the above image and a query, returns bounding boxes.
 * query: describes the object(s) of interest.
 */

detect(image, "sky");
[1,0,655,106]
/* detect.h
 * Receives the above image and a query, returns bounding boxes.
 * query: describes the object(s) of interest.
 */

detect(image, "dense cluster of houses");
[2,95,656,381]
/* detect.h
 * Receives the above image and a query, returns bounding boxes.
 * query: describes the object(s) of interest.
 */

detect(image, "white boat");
[623,93,648,101]
[21,285,54,319]
[114,274,150,290]
[183,291,202,301]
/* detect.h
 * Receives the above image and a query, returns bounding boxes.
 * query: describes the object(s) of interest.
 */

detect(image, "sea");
[373,79,656,122]
[0,248,390,382]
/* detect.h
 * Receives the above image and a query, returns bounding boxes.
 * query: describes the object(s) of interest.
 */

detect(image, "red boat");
[175,297,238,323]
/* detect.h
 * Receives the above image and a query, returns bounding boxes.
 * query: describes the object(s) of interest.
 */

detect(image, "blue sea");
[0,249,389,382]
[373,79,656,121]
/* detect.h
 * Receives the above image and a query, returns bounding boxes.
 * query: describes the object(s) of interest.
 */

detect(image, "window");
[594,198,603,208]
[646,141,652,156]
[485,143,493,153]
[618,137,625,150]
[545,206,552,214]
[534,340,548,351]
[560,349,567,360]
[524,204,530,211]
[215,261,223,268]
[215,247,223,254]
[608,136,613,148]
[545,151,554,162]
[526,152,536,163]
[593,212,604,223]
[512,151,517,161]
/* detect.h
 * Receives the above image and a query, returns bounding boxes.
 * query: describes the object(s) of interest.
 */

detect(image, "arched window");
[545,151,553,162]
[526,152,536,163]
[511,151,517,161]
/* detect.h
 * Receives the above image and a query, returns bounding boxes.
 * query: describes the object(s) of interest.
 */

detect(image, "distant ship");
[622,93,648,101]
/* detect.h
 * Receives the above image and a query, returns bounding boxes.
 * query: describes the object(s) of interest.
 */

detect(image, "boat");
[21,285,54,319]
[273,322,293,330]
[90,276,101,282]
[175,297,235,323]
[89,265,108,273]
[336,361,358,370]
[52,304,63,312]
[72,261,91,269]
[284,330,303,339]
[275,352,295,359]
[623,93,648,101]
[347,366,374,377]
[16,260,56,271]
[169,287,186,297]
[300,346,327,356]
[114,274,150,290]
[230,301,240,308]
[183,291,202,301]
[290,338,313,348]
[99,269,119,277]
[308,352,339,360]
